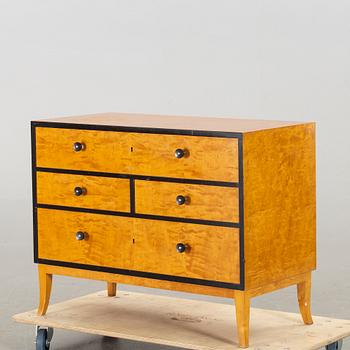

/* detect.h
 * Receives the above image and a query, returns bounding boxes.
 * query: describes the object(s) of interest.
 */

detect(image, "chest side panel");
[243,124,316,290]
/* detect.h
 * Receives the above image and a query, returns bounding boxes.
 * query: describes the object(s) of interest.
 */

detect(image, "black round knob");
[74,187,85,196]
[75,231,85,241]
[176,243,187,253]
[176,195,186,205]
[175,149,185,159]
[73,142,85,152]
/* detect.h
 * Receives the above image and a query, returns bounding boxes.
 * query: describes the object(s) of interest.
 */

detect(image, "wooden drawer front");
[35,127,239,182]
[133,219,240,284]
[37,209,134,269]
[36,172,130,212]
[37,209,240,284]
[135,180,239,223]
[128,133,238,182]
[36,127,132,174]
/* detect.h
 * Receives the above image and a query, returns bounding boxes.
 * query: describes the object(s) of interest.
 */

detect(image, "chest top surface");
[33,112,308,134]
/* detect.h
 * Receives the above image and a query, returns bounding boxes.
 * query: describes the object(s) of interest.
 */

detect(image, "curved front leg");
[297,272,313,325]
[37,265,52,316]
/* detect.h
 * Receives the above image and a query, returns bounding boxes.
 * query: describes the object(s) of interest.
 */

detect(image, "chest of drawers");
[31,113,316,348]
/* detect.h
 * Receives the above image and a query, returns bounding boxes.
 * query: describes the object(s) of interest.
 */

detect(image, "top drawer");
[35,127,239,182]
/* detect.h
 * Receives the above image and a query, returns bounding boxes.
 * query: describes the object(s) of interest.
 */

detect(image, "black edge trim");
[36,204,240,228]
[238,137,245,289]
[32,122,244,290]
[31,123,38,263]
[134,213,239,228]
[130,178,135,214]
[37,259,244,290]
[35,167,238,188]
[32,121,243,139]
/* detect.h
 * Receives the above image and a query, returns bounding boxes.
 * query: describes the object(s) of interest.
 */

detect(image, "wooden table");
[13,291,350,350]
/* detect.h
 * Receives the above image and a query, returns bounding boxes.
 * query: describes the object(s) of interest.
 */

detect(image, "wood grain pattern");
[243,123,316,290]
[35,127,238,182]
[37,172,130,212]
[128,132,239,182]
[135,180,239,222]
[247,272,309,298]
[37,264,236,298]
[36,127,132,173]
[35,112,305,133]
[133,219,240,284]
[37,209,240,284]
[37,209,135,269]
[14,291,350,350]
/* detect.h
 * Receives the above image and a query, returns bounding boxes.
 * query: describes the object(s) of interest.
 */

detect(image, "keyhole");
[130,147,134,152]
[132,238,135,244]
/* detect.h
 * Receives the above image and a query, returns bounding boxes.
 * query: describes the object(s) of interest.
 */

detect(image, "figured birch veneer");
[35,127,239,182]
[37,208,240,284]
[243,124,316,290]
[37,172,130,212]
[134,180,239,223]
[31,112,316,348]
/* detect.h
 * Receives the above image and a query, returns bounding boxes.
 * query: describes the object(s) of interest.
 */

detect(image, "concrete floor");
[1,199,349,349]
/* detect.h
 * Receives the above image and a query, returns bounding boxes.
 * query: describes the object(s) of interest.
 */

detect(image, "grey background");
[0,1,349,349]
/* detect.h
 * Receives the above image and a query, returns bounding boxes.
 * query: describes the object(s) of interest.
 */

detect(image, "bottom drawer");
[37,208,240,284]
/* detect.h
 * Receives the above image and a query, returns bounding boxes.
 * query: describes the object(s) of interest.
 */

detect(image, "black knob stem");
[75,231,85,241]
[175,149,185,159]
[176,195,186,205]
[73,142,85,152]
[176,243,187,253]
[74,187,86,196]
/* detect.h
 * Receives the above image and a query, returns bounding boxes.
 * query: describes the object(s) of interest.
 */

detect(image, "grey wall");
[0,1,349,349]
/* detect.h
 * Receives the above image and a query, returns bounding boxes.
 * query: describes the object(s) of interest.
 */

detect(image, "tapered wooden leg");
[107,282,117,297]
[37,266,53,316]
[235,291,250,348]
[297,272,313,325]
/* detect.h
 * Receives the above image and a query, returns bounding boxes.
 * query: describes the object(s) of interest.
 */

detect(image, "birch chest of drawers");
[31,113,316,348]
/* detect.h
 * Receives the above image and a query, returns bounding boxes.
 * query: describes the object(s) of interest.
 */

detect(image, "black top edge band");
[36,203,240,228]
[35,167,239,187]
[31,121,243,139]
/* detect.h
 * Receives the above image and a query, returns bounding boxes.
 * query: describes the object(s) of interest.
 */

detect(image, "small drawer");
[37,209,135,269]
[135,180,239,223]
[128,133,239,182]
[133,219,240,284]
[35,127,239,182]
[35,127,132,174]
[36,172,130,212]
[37,209,240,284]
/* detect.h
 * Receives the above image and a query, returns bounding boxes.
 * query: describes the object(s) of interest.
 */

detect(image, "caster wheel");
[326,339,343,350]
[36,329,49,350]
[36,328,54,350]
